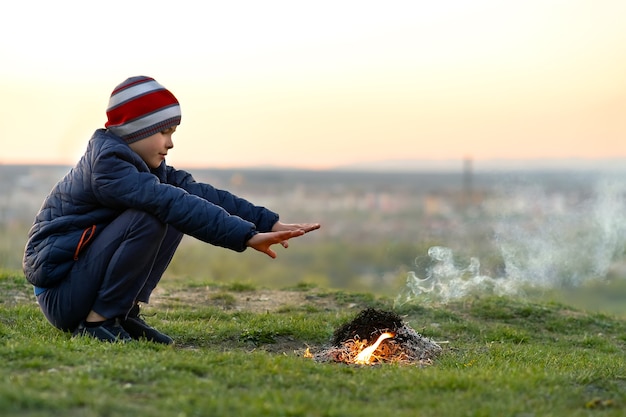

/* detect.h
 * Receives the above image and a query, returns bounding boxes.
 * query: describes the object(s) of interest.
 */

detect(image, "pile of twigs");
[307,308,442,366]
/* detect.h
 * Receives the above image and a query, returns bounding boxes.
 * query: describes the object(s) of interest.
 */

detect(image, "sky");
[1,0,625,170]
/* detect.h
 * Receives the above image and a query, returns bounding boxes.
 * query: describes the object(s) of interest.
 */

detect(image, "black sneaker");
[73,318,132,343]
[120,304,173,345]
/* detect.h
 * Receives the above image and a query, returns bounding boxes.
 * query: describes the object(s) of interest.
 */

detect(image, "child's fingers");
[282,230,304,240]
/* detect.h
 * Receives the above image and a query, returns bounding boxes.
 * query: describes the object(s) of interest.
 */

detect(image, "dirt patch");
[151,286,353,314]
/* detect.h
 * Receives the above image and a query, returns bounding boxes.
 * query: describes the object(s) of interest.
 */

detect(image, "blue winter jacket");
[23,129,279,289]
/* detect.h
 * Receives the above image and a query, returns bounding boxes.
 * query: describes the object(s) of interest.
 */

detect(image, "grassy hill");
[1,270,625,416]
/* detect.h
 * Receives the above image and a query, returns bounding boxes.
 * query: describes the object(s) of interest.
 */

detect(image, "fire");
[302,308,442,365]
[354,332,395,365]
[303,347,313,358]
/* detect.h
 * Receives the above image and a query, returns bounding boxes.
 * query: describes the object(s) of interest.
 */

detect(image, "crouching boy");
[23,76,320,344]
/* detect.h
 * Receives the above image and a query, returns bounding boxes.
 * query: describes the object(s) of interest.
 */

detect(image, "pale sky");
[1,0,625,169]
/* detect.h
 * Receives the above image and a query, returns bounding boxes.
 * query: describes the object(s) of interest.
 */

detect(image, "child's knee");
[123,209,168,239]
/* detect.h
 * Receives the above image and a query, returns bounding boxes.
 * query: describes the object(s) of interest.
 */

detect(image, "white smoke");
[396,178,626,306]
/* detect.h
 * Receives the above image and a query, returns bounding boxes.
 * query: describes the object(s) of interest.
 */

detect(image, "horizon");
[3,156,626,174]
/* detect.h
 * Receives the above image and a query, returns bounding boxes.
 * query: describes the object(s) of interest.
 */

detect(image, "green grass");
[1,270,625,417]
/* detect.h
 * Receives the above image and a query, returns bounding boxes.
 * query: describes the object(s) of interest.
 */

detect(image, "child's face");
[128,126,177,169]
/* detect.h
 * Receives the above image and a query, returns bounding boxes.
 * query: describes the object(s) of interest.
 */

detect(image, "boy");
[23,76,320,344]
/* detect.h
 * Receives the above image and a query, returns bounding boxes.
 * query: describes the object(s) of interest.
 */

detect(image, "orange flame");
[303,347,313,358]
[354,332,395,365]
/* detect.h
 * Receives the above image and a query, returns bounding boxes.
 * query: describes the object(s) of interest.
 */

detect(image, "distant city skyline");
[3,157,626,175]
[2,1,625,169]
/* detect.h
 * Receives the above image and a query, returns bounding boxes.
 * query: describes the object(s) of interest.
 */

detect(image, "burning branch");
[354,332,394,364]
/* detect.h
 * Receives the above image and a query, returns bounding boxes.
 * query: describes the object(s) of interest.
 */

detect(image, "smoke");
[395,246,520,305]
[395,178,626,306]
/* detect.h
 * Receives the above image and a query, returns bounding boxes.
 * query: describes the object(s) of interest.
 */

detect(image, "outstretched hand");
[247,221,321,258]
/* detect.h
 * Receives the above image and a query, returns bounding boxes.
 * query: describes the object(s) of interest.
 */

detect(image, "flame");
[354,332,395,365]
[303,347,313,358]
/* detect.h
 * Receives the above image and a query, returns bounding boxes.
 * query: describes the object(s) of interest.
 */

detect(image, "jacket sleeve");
[91,148,258,252]
[164,166,279,233]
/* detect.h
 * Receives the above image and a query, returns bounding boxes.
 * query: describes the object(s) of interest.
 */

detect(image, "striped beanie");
[105,76,181,143]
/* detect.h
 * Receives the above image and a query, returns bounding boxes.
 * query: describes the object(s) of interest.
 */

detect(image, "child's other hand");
[271,221,321,234]
[248,222,320,258]
[271,221,321,249]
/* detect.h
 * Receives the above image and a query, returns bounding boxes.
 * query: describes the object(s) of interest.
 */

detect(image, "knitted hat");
[105,76,181,143]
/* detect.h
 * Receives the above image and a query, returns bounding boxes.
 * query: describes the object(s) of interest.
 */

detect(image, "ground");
[151,285,361,314]
[148,285,375,355]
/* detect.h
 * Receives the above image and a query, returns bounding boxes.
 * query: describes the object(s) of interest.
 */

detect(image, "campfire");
[306,308,442,366]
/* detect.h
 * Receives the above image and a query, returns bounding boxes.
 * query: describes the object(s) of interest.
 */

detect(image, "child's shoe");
[73,318,132,342]
[120,304,173,345]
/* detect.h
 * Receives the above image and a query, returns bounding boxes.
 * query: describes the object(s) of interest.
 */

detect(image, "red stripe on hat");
[106,90,179,127]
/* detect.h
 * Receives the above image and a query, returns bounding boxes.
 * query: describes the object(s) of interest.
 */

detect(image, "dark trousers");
[37,209,183,332]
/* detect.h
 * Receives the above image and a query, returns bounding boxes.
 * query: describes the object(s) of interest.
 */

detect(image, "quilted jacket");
[23,129,279,288]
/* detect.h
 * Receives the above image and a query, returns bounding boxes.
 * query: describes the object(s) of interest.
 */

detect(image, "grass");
[1,270,625,417]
